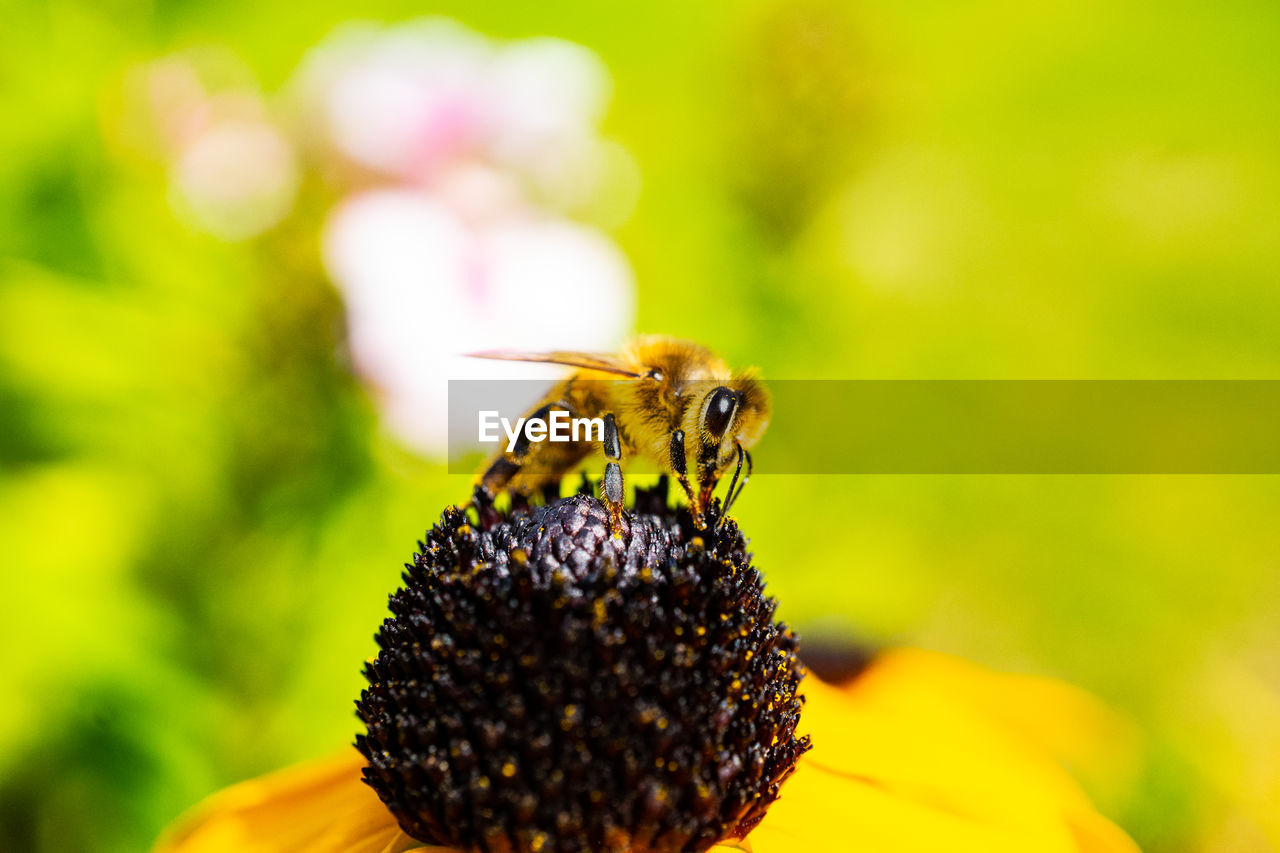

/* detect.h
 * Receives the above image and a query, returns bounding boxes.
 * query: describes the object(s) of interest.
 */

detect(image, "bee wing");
[466,349,644,379]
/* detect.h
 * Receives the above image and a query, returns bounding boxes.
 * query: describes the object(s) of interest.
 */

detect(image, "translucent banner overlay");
[448,380,1280,474]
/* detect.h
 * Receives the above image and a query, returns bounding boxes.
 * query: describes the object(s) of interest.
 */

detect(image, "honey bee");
[470,335,770,535]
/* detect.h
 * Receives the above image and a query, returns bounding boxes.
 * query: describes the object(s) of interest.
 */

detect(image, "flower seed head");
[356,480,809,853]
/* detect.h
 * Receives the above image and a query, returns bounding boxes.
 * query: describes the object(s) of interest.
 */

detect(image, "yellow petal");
[152,750,446,853]
[743,648,1140,853]
[863,648,1139,787]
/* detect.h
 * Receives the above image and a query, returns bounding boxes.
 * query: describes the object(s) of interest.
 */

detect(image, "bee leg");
[715,444,752,531]
[479,457,520,498]
[602,412,625,539]
[540,480,563,505]
[669,429,704,529]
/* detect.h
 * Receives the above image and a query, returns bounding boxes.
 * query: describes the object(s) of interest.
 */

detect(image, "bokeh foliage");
[3,1,1280,851]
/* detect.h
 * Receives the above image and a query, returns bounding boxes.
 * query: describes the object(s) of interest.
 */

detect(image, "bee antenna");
[716,444,752,530]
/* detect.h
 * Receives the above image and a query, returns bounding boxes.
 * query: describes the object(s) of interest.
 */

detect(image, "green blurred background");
[3,0,1280,851]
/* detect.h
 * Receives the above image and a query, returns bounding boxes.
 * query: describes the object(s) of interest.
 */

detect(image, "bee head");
[694,372,770,472]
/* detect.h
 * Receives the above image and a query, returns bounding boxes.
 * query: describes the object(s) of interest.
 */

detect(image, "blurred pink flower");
[304,20,493,178]
[293,19,632,219]
[125,50,300,240]
[322,186,634,454]
[170,118,298,241]
[298,20,639,455]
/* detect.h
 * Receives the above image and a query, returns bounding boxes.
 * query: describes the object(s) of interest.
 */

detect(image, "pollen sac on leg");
[356,479,810,853]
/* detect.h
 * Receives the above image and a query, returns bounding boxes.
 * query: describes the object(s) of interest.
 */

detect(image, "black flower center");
[356,479,809,853]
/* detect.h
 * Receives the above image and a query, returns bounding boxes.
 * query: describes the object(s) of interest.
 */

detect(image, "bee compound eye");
[702,386,738,440]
